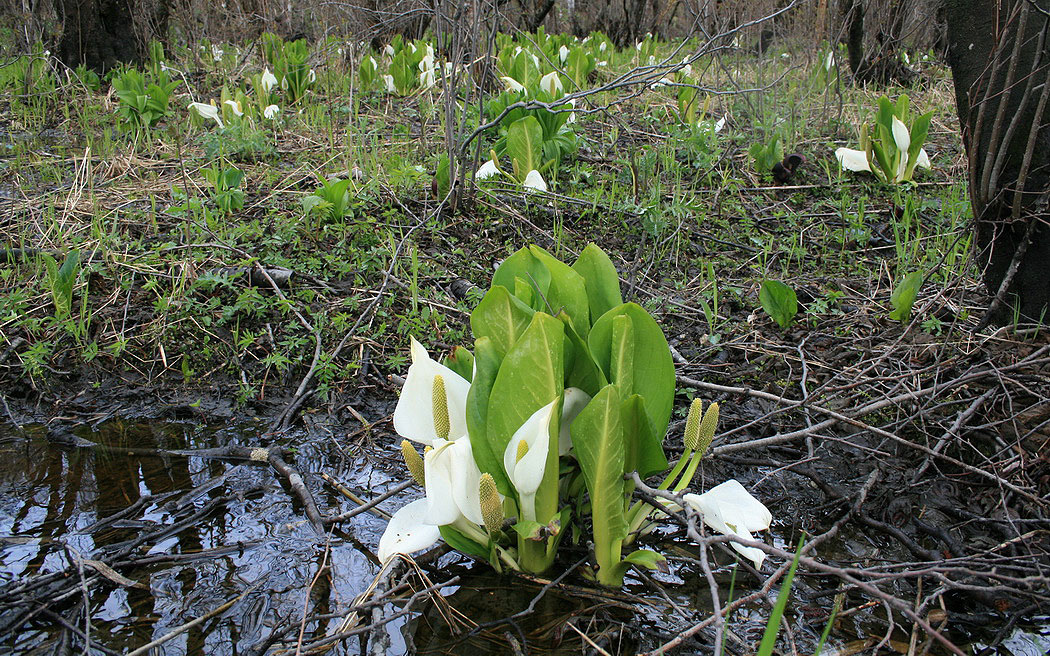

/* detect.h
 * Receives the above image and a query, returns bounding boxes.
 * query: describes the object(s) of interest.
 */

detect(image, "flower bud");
[696,402,719,456]
[479,473,503,534]
[401,440,425,486]
[432,374,450,440]
[684,398,704,451]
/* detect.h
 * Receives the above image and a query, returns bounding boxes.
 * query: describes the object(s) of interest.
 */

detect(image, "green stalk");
[658,448,693,490]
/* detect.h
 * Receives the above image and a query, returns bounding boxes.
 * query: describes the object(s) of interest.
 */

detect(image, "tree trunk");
[56,0,140,73]
[946,0,1050,324]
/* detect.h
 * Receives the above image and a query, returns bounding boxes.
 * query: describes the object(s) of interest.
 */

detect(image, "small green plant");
[201,165,245,214]
[302,177,354,223]
[835,94,932,184]
[111,67,179,132]
[43,250,80,321]
[201,123,275,162]
[749,132,784,179]
[264,36,314,104]
[889,271,923,321]
[760,280,798,329]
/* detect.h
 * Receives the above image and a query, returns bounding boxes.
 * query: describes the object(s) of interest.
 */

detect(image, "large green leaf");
[571,384,627,585]
[621,394,667,478]
[470,285,535,359]
[492,246,551,312]
[486,312,565,485]
[557,313,606,396]
[608,314,634,399]
[466,337,512,495]
[759,280,798,329]
[588,303,675,439]
[529,245,590,338]
[505,116,543,181]
[571,244,623,327]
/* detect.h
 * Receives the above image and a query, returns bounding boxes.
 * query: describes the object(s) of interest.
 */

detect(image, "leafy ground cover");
[0,30,1047,655]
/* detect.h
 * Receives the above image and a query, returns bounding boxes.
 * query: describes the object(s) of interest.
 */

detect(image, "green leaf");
[443,346,474,382]
[622,549,667,571]
[572,244,623,321]
[759,280,798,329]
[512,520,545,540]
[571,384,628,586]
[588,303,675,440]
[557,313,607,396]
[466,337,513,495]
[505,116,543,181]
[757,537,804,656]
[485,312,565,494]
[439,525,490,559]
[903,112,932,180]
[889,271,922,321]
[492,246,551,312]
[609,314,634,398]
[470,285,535,359]
[621,394,667,478]
[529,245,591,338]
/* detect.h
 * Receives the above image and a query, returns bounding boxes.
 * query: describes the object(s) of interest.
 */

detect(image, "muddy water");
[1,420,1047,655]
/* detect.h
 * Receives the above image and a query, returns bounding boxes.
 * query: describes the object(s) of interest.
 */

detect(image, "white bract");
[425,438,485,526]
[383,75,396,93]
[476,159,500,180]
[377,498,440,562]
[392,337,471,444]
[522,170,548,192]
[683,479,772,569]
[501,76,526,94]
[261,68,278,92]
[263,105,280,120]
[559,45,570,64]
[223,99,243,117]
[503,400,557,522]
[188,102,224,128]
[540,71,563,96]
[558,387,591,455]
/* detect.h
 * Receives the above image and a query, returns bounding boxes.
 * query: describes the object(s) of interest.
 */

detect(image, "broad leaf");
[571,244,623,329]
[530,245,591,338]
[466,337,512,494]
[506,116,543,181]
[557,313,607,396]
[889,271,922,321]
[588,303,675,439]
[492,246,551,312]
[759,280,797,329]
[621,394,667,478]
[470,285,535,358]
[571,384,627,585]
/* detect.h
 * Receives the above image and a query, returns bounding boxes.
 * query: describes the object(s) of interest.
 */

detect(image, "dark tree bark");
[841,0,915,85]
[56,0,141,73]
[946,0,1050,324]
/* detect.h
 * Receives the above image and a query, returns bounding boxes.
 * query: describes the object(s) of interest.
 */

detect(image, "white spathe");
[263,105,280,120]
[188,102,224,128]
[377,498,441,562]
[392,337,471,444]
[523,170,548,192]
[476,159,500,180]
[424,438,485,526]
[501,76,526,94]
[835,147,871,173]
[891,116,911,153]
[558,387,591,455]
[559,45,570,64]
[684,479,773,569]
[223,99,243,117]
[540,71,563,96]
[503,400,557,522]
[383,75,396,93]
[261,69,278,93]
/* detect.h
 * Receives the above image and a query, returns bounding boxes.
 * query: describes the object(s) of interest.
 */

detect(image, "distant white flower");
[523,169,547,192]
[540,71,563,96]
[501,76,526,93]
[652,77,674,88]
[384,44,395,56]
[419,68,436,88]
[383,75,396,93]
[188,102,223,128]
[211,45,224,62]
[263,105,280,120]
[475,159,500,180]
[308,69,316,83]
[824,51,835,71]
[223,99,243,117]
[261,68,278,92]
[559,45,570,64]
[599,41,607,53]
